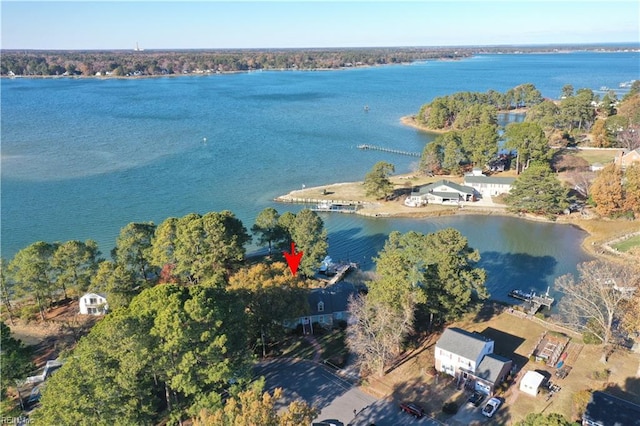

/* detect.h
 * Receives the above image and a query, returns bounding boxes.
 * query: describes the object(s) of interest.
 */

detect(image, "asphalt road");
[254,359,443,426]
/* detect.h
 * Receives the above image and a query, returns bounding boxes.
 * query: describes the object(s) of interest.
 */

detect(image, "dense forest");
[0,44,634,77]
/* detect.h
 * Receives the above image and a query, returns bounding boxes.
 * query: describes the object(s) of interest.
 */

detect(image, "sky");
[1,1,639,50]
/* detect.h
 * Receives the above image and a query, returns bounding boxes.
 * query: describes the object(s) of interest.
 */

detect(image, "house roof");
[476,353,512,384]
[436,327,493,361]
[464,175,515,185]
[417,180,474,196]
[583,391,640,426]
[520,371,545,389]
[82,292,107,299]
[308,281,360,316]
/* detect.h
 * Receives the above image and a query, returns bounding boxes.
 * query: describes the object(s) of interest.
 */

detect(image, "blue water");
[2,51,639,301]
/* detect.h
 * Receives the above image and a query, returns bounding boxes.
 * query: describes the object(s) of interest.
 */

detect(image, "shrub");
[591,368,610,381]
[19,304,39,323]
[442,401,458,414]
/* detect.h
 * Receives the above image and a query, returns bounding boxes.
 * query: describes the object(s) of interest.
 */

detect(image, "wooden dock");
[357,144,420,157]
[508,289,555,315]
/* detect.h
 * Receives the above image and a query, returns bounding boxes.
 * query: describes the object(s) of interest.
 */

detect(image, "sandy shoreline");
[275,176,639,264]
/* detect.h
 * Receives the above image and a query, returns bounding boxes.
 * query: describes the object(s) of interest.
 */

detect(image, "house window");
[317,301,324,312]
[88,307,97,315]
[89,297,97,305]
[318,315,325,324]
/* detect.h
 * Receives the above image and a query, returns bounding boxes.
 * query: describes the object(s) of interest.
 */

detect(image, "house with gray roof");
[285,281,361,334]
[404,180,475,206]
[435,327,512,395]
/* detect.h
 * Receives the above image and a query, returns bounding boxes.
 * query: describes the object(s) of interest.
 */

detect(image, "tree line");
[414,81,640,219]
[0,47,472,77]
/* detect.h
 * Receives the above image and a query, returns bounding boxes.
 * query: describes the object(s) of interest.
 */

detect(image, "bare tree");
[555,260,639,360]
[566,169,596,199]
[346,294,414,377]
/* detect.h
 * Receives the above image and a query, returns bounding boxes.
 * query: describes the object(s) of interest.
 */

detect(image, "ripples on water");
[3,51,638,300]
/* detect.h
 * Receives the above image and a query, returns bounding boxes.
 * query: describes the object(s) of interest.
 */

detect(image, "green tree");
[503,122,551,173]
[561,84,574,99]
[526,100,561,131]
[91,260,138,309]
[35,284,251,425]
[8,241,58,320]
[286,209,328,277]
[505,162,570,217]
[251,208,285,256]
[419,140,444,175]
[113,222,157,284]
[149,216,179,280]
[515,412,572,426]
[370,229,487,322]
[560,88,596,131]
[51,240,101,299]
[0,258,17,325]
[363,161,395,199]
[1,323,33,404]
[460,124,499,167]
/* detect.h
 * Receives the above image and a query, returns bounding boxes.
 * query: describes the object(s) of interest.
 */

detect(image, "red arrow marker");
[283,242,304,277]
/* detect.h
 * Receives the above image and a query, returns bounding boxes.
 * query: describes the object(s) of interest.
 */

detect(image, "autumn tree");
[193,379,317,426]
[346,293,414,376]
[505,162,570,217]
[590,164,624,217]
[623,163,640,217]
[363,161,395,199]
[228,262,310,355]
[555,260,639,351]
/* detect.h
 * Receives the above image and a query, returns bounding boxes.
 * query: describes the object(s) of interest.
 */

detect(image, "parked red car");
[400,402,425,418]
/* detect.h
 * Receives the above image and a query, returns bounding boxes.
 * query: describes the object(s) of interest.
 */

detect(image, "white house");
[79,293,108,315]
[405,180,475,206]
[463,174,515,197]
[519,370,545,396]
[435,327,512,395]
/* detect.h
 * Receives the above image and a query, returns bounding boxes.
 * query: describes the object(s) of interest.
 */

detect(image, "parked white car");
[482,397,502,418]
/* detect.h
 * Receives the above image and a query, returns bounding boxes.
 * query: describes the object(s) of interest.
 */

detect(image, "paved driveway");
[254,359,443,426]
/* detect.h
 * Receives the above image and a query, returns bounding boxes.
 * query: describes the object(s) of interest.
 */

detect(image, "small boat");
[508,289,534,301]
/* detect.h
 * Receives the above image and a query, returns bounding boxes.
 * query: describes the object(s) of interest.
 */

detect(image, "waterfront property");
[285,281,361,334]
[405,180,475,206]
[463,171,515,197]
[435,327,512,395]
[79,293,108,315]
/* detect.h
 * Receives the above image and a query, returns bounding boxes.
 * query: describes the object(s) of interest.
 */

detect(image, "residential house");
[79,293,108,315]
[286,281,361,334]
[582,391,640,426]
[463,173,515,197]
[435,327,512,395]
[404,180,474,206]
[615,148,640,168]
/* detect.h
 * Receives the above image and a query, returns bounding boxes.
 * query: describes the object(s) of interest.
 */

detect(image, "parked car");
[400,402,425,418]
[467,391,486,407]
[482,397,502,417]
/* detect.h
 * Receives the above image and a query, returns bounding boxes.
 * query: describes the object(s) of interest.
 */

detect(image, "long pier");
[357,144,421,157]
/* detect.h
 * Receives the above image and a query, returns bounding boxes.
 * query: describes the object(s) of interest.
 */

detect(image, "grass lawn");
[574,149,620,165]
[612,234,640,252]
[360,304,640,424]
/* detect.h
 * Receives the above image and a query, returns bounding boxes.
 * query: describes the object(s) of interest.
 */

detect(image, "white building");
[519,370,545,396]
[79,293,108,315]
[463,174,515,197]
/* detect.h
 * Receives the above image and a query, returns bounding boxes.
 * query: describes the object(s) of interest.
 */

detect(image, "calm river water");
[2,51,639,301]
